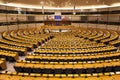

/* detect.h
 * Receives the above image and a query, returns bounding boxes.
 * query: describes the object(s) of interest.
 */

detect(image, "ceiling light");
[40,1,44,5]
[69,3,72,5]
[86,1,89,4]
[103,2,105,5]
[97,0,100,2]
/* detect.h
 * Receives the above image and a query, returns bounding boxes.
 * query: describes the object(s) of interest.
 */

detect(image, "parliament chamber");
[0,0,120,80]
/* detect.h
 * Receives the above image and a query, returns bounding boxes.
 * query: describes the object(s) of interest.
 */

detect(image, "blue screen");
[54,16,61,20]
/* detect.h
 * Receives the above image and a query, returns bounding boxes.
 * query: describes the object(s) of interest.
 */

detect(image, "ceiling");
[0,0,120,10]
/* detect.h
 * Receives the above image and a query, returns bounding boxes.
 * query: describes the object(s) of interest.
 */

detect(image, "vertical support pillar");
[106,8,109,30]
[5,6,9,32]
[26,8,28,30]
[17,10,19,30]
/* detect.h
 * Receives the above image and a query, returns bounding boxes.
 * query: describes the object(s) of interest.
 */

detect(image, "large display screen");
[54,15,61,20]
[46,15,71,21]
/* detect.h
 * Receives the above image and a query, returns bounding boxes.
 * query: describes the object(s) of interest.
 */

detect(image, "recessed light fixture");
[97,0,100,2]
[86,1,89,4]
[40,1,44,5]
[69,3,72,5]
[103,1,105,5]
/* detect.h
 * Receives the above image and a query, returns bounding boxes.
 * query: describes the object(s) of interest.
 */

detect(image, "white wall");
[0,26,8,32]
[71,15,80,21]
[9,25,18,31]
[7,14,17,22]
[71,23,80,27]
[71,23,120,31]
[0,13,6,22]
[18,14,27,21]
[108,16,119,22]
[35,15,45,21]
